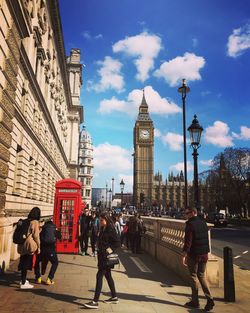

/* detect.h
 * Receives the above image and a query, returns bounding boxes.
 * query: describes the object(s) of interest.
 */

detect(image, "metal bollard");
[223,246,236,302]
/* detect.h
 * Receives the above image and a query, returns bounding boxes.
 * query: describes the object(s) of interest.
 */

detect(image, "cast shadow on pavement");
[89,290,202,312]
[167,290,225,302]
[118,247,188,287]
[0,271,20,287]
[24,288,89,306]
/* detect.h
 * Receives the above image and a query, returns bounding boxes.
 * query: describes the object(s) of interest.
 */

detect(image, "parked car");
[206,212,228,227]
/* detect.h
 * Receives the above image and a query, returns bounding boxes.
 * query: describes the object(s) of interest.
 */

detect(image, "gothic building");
[78,126,93,208]
[0,0,83,270]
[153,171,187,210]
[133,91,154,207]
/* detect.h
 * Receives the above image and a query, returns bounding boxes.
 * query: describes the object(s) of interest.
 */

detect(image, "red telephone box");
[53,179,82,253]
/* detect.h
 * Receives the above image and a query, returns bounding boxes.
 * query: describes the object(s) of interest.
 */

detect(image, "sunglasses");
[185,211,192,215]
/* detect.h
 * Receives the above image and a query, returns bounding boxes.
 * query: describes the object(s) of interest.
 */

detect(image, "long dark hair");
[28,207,41,221]
[100,212,114,228]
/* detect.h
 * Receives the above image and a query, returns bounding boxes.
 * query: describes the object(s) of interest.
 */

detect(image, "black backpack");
[13,219,30,244]
[40,222,56,245]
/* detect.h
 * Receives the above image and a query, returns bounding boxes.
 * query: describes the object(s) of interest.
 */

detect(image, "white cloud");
[192,38,198,47]
[82,31,91,39]
[98,85,181,116]
[204,121,234,147]
[87,56,125,93]
[200,159,213,166]
[154,52,205,87]
[98,97,127,114]
[95,34,103,39]
[201,90,211,97]
[154,128,162,138]
[162,132,183,151]
[93,142,132,172]
[82,31,103,40]
[113,31,162,82]
[170,161,193,173]
[232,126,250,140]
[227,23,250,57]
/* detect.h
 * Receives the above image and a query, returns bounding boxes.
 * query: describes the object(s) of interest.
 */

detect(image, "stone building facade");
[0,0,83,271]
[152,172,190,210]
[78,126,93,208]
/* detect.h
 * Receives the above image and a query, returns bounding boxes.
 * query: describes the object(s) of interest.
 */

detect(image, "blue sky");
[60,0,250,193]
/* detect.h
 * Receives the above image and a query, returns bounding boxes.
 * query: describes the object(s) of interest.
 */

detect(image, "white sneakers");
[20,280,34,289]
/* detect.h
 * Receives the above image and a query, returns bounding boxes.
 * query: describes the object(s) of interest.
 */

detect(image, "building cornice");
[46,0,73,110]
[20,43,68,165]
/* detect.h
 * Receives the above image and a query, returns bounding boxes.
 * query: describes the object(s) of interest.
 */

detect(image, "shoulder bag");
[106,253,120,267]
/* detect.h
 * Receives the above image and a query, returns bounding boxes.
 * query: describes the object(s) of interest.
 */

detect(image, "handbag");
[106,253,120,267]
[23,233,38,255]
[122,225,128,234]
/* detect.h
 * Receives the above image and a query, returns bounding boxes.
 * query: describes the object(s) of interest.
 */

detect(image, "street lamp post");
[109,188,112,210]
[120,178,125,208]
[112,177,114,197]
[105,182,108,208]
[188,114,203,211]
[178,79,190,210]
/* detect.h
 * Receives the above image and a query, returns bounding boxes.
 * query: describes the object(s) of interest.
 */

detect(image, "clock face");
[139,129,150,140]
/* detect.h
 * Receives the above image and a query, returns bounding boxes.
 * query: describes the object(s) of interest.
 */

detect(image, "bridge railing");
[141,216,219,287]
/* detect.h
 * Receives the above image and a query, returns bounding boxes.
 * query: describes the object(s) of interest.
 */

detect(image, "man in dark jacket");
[128,214,141,253]
[182,207,215,312]
[79,208,91,255]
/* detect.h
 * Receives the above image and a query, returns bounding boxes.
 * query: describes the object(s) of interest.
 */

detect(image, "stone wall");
[141,216,219,287]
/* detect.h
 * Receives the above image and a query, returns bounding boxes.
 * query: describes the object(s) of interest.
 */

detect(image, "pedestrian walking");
[34,219,61,285]
[79,208,91,255]
[118,213,126,246]
[114,215,121,237]
[84,212,120,309]
[90,211,99,257]
[128,213,141,253]
[182,207,215,311]
[17,207,41,289]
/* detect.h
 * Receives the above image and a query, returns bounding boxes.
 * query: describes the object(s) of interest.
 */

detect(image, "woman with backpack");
[84,212,120,309]
[17,207,41,289]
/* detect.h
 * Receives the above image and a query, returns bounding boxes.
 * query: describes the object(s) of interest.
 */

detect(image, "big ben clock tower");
[133,90,154,208]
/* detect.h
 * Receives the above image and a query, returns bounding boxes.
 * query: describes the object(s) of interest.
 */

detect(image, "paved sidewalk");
[0,247,249,313]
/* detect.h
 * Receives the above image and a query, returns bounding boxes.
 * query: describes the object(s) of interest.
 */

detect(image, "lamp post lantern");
[178,78,190,210]
[188,114,203,211]
[120,178,125,208]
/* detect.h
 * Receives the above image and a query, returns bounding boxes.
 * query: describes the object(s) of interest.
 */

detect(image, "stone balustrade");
[141,216,219,287]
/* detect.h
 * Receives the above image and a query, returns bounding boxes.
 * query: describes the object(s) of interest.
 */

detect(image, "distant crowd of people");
[14,206,215,311]
[78,208,145,256]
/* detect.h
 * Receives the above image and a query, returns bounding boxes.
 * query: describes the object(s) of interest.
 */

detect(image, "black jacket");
[97,224,120,269]
[79,214,91,234]
[40,221,61,253]
[184,216,210,256]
